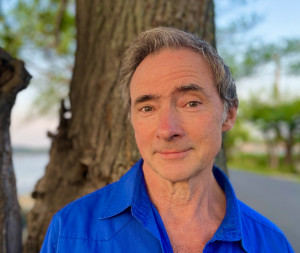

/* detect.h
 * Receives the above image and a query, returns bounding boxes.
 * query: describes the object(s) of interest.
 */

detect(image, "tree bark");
[0,48,31,253]
[25,0,227,251]
[266,139,279,169]
[284,129,294,167]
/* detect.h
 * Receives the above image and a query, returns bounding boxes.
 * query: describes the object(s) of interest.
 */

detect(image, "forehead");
[130,48,215,96]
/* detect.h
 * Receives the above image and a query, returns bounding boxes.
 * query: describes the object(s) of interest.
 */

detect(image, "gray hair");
[119,27,238,115]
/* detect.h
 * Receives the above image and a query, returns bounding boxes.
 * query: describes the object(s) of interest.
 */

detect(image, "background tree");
[240,39,300,97]
[0,0,75,116]
[224,112,250,156]
[233,39,300,171]
[217,13,300,172]
[245,97,300,170]
[23,0,222,252]
[0,48,31,253]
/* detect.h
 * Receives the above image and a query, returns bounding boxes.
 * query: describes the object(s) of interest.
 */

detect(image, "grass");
[227,153,300,182]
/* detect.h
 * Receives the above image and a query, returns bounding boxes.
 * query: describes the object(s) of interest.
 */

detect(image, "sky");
[10,0,300,148]
[216,0,300,41]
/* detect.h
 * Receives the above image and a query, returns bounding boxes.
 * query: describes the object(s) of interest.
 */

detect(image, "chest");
[165,222,218,253]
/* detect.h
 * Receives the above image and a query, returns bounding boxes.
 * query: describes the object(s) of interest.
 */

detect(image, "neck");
[143,165,226,223]
[143,164,226,251]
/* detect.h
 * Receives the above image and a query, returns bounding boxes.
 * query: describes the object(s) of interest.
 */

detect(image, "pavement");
[229,169,300,252]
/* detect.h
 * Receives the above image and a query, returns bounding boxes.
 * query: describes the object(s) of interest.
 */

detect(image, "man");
[41,27,294,252]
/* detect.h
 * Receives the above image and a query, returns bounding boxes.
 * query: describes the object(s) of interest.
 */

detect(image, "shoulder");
[238,200,282,233]
[238,200,294,252]
[50,161,142,229]
[40,161,145,252]
[40,182,120,252]
[55,181,118,222]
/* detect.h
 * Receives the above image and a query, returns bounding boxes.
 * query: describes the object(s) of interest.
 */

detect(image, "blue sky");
[10,0,300,148]
[216,0,300,42]
[215,0,300,99]
[246,0,300,41]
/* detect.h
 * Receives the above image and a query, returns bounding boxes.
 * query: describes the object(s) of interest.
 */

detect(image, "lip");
[156,149,191,159]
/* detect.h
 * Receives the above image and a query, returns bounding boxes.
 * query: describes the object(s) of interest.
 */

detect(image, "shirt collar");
[100,159,250,252]
[100,159,148,219]
[211,166,250,252]
[99,159,162,242]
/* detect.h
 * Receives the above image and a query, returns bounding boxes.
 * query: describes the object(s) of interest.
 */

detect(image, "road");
[229,169,300,252]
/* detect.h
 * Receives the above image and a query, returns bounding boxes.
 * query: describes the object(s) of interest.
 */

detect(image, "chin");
[152,162,204,183]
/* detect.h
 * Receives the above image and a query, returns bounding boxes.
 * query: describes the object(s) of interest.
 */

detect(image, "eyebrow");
[133,94,161,107]
[133,83,206,107]
[173,83,205,94]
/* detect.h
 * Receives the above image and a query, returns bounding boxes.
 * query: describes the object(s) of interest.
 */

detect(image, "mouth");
[156,149,191,159]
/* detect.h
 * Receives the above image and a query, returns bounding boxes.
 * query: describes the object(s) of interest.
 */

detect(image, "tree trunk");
[284,129,294,167]
[0,48,31,253]
[25,0,226,251]
[266,141,279,169]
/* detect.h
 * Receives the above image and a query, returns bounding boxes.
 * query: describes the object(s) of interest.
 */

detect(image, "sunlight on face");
[130,48,236,183]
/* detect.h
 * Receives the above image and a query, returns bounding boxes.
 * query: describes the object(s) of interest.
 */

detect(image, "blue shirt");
[41,159,294,252]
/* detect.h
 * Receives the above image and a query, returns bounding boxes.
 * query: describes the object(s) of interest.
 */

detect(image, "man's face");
[130,48,236,182]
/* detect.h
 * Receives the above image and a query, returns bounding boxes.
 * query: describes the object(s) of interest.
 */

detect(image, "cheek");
[191,115,223,142]
[132,120,152,149]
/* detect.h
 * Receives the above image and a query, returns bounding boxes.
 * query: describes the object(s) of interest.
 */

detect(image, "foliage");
[0,0,76,56]
[215,0,264,79]
[216,0,300,80]
[242,95,300,170]
[246,98,300,135]
[228,152,300,177]
[29,70,70,116]
[0,0,76,115]
[220,37,300,80]
[240,39,300,77]
[224,102,251,154]
[217,1,300,171]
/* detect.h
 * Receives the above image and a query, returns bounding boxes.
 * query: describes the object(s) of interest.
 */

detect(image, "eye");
[140,106,153,112]
[186,101,201,108]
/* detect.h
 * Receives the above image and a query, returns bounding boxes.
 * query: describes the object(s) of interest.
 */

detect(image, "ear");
[222,106,237,132]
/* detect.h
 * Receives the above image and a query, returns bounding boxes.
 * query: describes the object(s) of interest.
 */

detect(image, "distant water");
[13,152,49,195]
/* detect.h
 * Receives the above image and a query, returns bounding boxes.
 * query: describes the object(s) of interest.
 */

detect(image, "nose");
[156,106,184,141]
